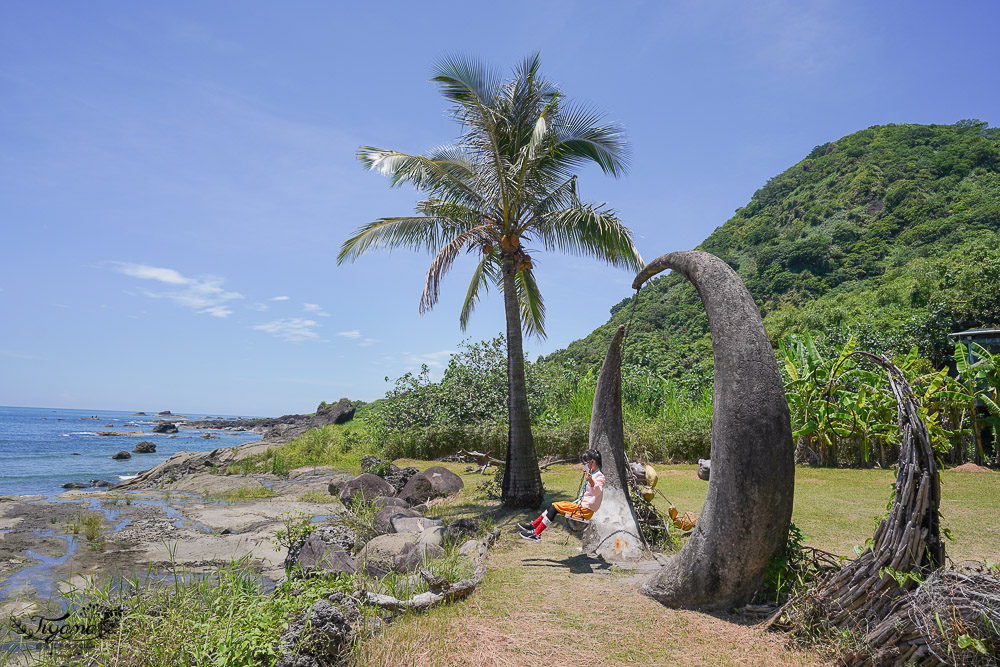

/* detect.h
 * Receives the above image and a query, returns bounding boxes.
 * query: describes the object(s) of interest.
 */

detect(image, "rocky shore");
[183,398,357,440]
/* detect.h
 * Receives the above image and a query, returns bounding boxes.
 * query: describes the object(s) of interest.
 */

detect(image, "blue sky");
[1,1,997,415]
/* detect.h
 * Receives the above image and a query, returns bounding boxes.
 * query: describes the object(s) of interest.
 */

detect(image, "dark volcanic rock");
[157,411,173,416]
[90,479,111,488]
[152,423,178,434]
[314,398,356,426]
[372,496,408,510]
[275,594,372,667]
[111,451,131,460]
[398,473,434,506]
[357,533,416,578]
[133,441,156,454]
[444,517,481,544]
[383,466,419,493]
[62,482,91,489]
[360,455,389,474]
[134,412,147,416]
[422,466,464,496]
[287,534,357,578]
[338,474,395,507]
[326,470,355,497]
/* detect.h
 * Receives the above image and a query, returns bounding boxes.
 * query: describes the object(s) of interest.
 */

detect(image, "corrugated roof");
[947,328,1000,338]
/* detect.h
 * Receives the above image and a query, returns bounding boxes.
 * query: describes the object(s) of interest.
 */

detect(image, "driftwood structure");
[780,355,1000,665]
[581,325,645,561]
[362,528,500,612]
[635,251,795,609]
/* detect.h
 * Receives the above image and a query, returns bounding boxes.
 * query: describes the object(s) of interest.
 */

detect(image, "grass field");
[365,459,999,666]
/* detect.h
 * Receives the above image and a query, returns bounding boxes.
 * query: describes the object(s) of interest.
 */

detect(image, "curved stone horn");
[634,250,794,609]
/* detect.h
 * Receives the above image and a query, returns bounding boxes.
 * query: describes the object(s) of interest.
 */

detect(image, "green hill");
[543,120,1000,382]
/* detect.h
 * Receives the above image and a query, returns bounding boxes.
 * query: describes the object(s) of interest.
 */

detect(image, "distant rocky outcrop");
[133,441,156,454]
[157,411,173,416]
[134,412,147,416]
[184,398,358,440]
[152,423,178,434]
[111,451,131,460]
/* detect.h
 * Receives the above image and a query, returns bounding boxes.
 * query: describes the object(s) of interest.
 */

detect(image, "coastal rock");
[444,517,481,544]
[393,542,445,573]
[422,466,464,496]
[338,474,395,507]
[357,533,417,578]
[374,506,420,535]
[89,480,111,488]
[390,516,444,534]
[134,412,147,416]
[326,470,355,497]
[287,533,357,578]
[372,496,408,510]
[111,451,131,460]
[415,525,446,547]
[383,466,420,493]
[458,539,480,558]
[62,482,91,489]
[133,441,156,454]
[314,398,356,426]
[275,594,370,667]
[157,411,173,416]
[152,423,178,434]
[360,455,390,475]
[398,473,434,506]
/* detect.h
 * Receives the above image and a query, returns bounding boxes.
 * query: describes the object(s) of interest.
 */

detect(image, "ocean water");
[0,406,263,496]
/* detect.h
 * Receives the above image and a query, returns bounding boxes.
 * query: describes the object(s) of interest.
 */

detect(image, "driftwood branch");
[779,355,1000,664]
[361,528,500,613]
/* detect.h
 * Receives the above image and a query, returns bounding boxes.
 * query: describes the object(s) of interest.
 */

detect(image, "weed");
[297,491,337,504]
[202,485,278,504]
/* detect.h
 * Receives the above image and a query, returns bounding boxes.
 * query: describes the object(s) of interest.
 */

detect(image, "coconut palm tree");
[339,54,642,508]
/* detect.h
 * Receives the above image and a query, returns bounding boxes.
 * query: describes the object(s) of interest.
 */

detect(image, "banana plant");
[955,342,1000,464]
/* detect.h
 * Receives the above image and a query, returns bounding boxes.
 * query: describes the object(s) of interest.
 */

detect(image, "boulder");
[152,423,178,434]
[284,525,357,575]
[111,451,131,460]
[393,542,445,573]
[326,470,355,497]
[383,466,420,493]
[313,398,356,427]
[443,517,481,544]
[62,482,91,489]
[697,458,711,481]
[458,539,480,558]
[374,506,420,535]
[338,474,395,507]
[360,455,390,475]
[90,480,111,488]
[358,533,417,578]
[398,473,434,506]
[415,525,446,548]
[372,496,408,510]
[422,466,464,496]
[390,515,444,534]
[287,533,357,579]
[275,594,371,667]
[133,441,156,454]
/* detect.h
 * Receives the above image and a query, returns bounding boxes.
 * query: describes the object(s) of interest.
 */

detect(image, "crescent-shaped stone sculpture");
[582,325,644,561]
[634,250,794,609]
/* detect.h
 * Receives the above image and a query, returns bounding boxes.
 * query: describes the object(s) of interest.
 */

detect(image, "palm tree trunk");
[500,255,544,508]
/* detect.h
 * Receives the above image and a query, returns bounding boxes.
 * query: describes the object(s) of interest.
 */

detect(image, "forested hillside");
[544,121,1000,382]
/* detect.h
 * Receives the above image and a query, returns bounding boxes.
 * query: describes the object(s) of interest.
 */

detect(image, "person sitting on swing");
[519,449,604,542]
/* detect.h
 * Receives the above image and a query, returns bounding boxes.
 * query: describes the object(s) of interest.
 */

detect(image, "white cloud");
[337,330,361,340]
[404,349,456,370]
[303,303,330,317]
[250,302,269,311]
[271,296,290,301]
[359,338,380,347]
[114,262,243,316]
[252,318,321,342]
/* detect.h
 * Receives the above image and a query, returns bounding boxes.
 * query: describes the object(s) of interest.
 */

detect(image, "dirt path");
[356,524,826,666]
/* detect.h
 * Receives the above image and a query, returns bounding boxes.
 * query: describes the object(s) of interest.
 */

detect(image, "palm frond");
[514,264,546,339]
[458,252,501,331]
[420,225,497,314]
[338,216,468,265]
[431,54,501,111]
[531,205,643,270]
[548,103,630,177]
[357,147,483,204]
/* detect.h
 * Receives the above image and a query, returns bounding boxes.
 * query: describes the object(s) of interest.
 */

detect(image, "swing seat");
[565,516,590,532]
